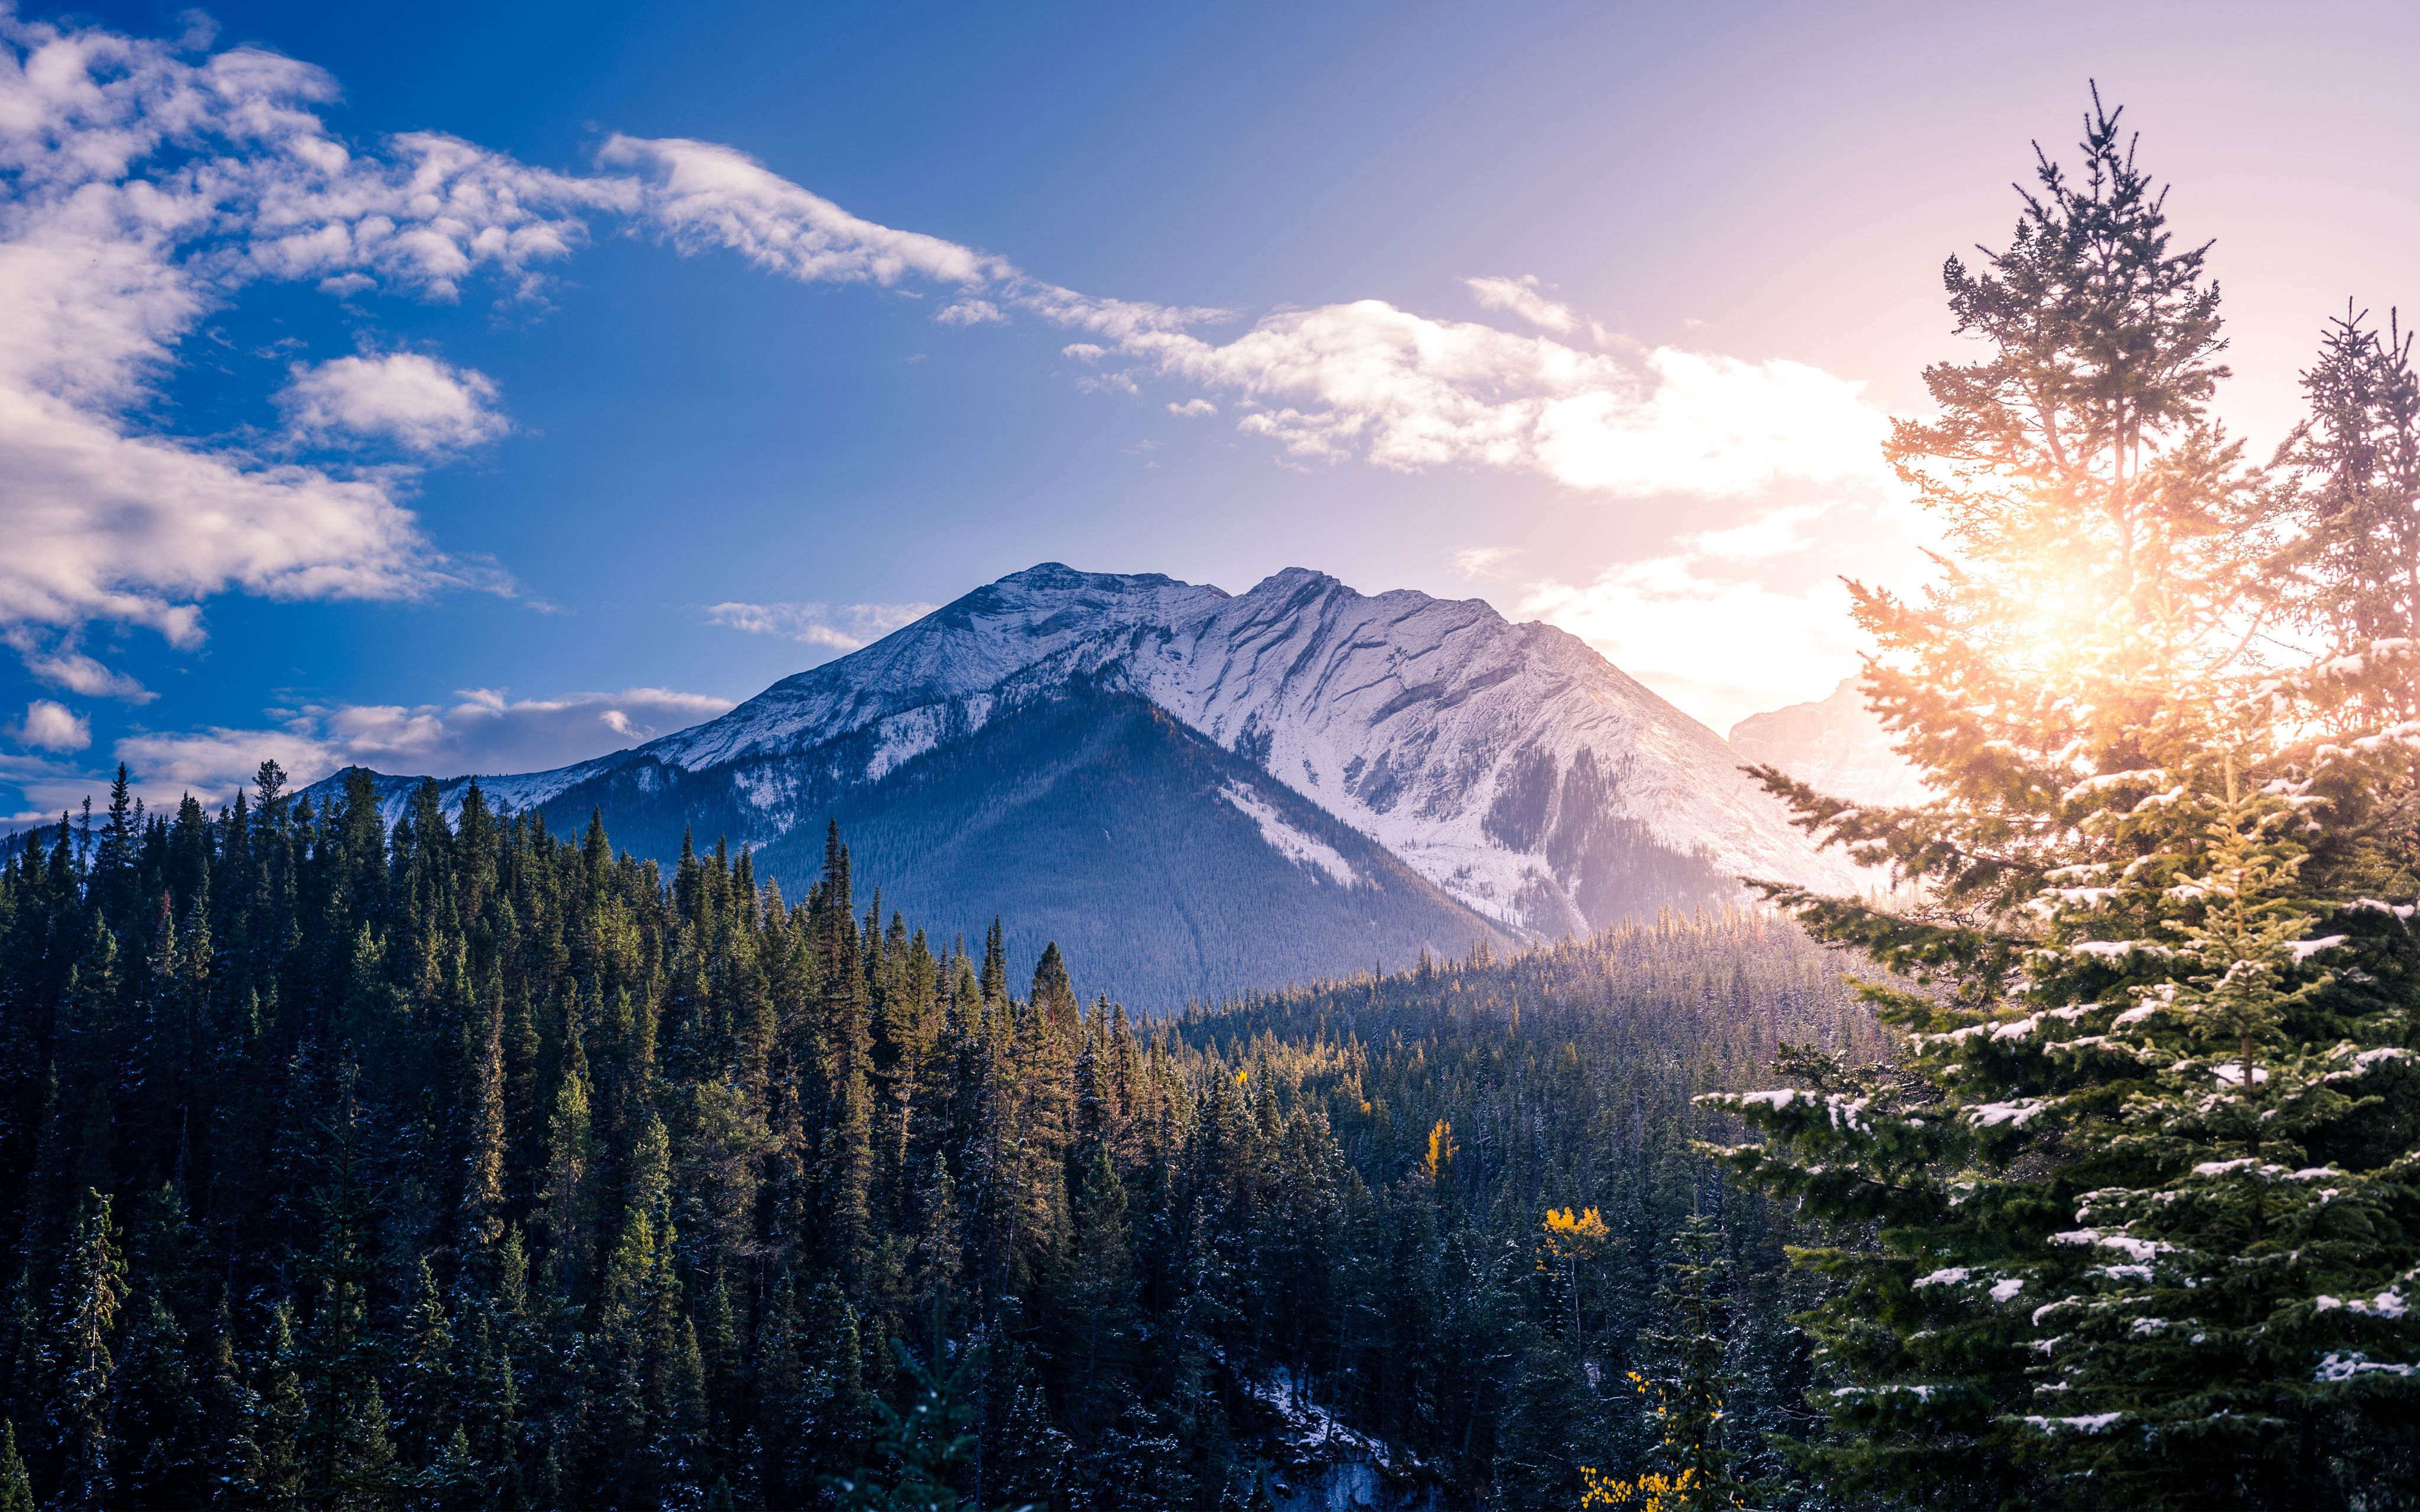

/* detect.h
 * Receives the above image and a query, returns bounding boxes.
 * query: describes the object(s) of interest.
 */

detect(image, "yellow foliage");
[1579,1465,1700,1510]
[1422,1118,1458,1179]
[1542,1205,1610,1262]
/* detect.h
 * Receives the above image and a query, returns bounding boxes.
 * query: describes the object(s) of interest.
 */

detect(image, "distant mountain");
[311,563,1860,1005]
[1728,676,1927,808]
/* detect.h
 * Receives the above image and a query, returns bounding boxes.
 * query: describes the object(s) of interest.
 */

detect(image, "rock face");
[311,563,1860,1005]
[1728,676,1928,809]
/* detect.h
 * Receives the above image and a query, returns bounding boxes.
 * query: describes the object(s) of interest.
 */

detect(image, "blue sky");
[5,0,2419,820]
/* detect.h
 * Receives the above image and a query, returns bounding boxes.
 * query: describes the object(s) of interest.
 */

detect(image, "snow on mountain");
[357,563,1862,937]
[1728,676,1928,809]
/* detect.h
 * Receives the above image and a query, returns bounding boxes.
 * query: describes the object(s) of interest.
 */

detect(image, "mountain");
[312,563,1859,1004]
[1728,676,1928,808]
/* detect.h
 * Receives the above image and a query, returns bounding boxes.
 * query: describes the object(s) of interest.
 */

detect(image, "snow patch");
[2317,1351,2418,1381]
[2024,1412,2124,1435]
[1221,781,1359,887]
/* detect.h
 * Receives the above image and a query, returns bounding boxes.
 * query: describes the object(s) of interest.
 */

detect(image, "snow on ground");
[1221,781,1359,886]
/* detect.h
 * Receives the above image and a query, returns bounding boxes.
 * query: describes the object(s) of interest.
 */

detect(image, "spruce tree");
[0,1422,28,1512]
[51,1188,123,1510]
[1709,93,2420,1510]
[1625,1214,1742,1512]
[2282,302,2420,669]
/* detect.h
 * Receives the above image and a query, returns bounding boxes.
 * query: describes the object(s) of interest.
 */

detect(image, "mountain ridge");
[310,562,1861,1001]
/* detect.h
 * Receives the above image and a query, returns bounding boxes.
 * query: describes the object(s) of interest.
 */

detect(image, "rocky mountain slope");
[1728,676,1928,809]
[315,563,1863,1003]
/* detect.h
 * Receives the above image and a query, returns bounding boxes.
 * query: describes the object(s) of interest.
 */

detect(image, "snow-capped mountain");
[316,563,1860,1002]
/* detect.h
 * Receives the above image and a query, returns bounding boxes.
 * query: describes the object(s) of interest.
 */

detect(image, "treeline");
[0,764,1868,1510]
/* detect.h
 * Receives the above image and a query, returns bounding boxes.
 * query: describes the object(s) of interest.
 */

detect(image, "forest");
[5,87,2420,1512]
[0,771,1862,1510]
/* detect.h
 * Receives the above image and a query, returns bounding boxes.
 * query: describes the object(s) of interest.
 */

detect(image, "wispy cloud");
[596,135,1000,286]
[705,600,935,653]
[2,628,157,702]
[1464,273,1578,334]
[93,686,737,809]
[1453,545,1523,578]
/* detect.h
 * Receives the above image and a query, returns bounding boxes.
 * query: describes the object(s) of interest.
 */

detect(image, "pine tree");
[537,1008,597,1298]
[832,1298,1031,1512]
[1029,944,1076,1026]
[1065,1148,1140,1433]
[1709,93,2420,1510]
[1625,1215,1741,1512]
[396,1257,457,1474]
[461,983,510,1270]
[251,1302,309,1508]
[0,1423,28,1512]
[298,1080,393,1509]
[109,1279,210,1507]
[2281,302,2420,672]
[200,1295,265,1510]
[51,1188,124,1510]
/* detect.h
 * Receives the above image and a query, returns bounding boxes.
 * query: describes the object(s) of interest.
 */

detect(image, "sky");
[5,0,2420,823]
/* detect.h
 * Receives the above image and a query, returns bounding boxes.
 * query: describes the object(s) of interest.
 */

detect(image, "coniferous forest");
[0,771,1863,1510]
[5,89,2420,1512]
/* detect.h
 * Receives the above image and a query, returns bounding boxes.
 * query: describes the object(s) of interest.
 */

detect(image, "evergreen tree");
[832,1299,1031,1512]
[2281,301,2420,671]
[51,1189,124,1510]
[1625,1214,1742,1512]
[0,1423,27,1512]
[395,1257,457,1477]
[1710,93,2420,1510]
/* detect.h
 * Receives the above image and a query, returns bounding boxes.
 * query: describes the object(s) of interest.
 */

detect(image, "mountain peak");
[308,560,1859,970]
[989,561,1190,592]
[1248,565,1343,593]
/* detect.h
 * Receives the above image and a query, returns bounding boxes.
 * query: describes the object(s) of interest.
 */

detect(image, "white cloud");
[1465,274,1577,333]
[705,599,935,652]
[15,699,90,751]
[1453,545,1521,578]
[1523,558,1862,734]
[597,135,1001,287]
[0,13,628,690]
[0,7,1905,744]
[1517,499,1936,731]
[3,628,156,701]
[1043,298,1892,498]
[1687,503,1828,562]
[574,132,1894,501]
[279,352,509,453]
[109,686,737,805]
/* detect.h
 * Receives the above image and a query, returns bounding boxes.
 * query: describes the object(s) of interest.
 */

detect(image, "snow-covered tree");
[1707,92,2420,1510]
